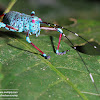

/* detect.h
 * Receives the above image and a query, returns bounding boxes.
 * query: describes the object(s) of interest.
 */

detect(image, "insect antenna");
[62,33,99,95]
[41,21,100,95]
[42,22,98,50]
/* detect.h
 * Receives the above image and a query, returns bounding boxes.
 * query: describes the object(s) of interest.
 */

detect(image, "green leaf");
[0,19,100,100]
[0,63,3,83]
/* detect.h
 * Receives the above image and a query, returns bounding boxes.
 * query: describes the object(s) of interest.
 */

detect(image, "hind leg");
[0,22,18,31]
[40,27,67,55]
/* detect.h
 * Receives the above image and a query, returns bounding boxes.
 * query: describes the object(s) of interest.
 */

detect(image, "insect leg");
[40,27,67,55]
[56,28,67,55]
[56,32,62,54]
[41,22,100,94]
[5,24,18,31]
[42,22,97,50]
[26,33,50,59]
[62,33,99,95]
[0,22,18,31]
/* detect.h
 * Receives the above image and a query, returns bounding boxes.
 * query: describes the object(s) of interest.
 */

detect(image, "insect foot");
[56,50,67,55]
[42,54,50,59]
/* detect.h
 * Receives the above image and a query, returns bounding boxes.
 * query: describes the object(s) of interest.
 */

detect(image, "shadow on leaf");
[75,41,100,55]
[50,36,56,53]
[7,43,39,55]
[0,31,21,39]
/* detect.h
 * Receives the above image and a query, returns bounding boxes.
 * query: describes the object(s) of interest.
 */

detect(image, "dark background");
[0,0,100,20]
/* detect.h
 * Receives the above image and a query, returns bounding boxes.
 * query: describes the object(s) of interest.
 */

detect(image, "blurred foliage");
[0,0,17,22]
[0,0,100,20]
[0,0,100,100]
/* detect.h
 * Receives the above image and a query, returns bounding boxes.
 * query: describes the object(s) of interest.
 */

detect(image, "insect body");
[2,11,41,35]
[0,11,65,59]
[0,11,99,96]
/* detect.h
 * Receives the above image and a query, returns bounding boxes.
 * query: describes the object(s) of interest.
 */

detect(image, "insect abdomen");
[2,11,29,32]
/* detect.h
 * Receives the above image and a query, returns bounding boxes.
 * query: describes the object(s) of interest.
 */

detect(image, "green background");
[0,0,100,100]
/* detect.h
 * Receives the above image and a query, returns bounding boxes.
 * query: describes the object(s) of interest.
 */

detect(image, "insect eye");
[32,20,35,23]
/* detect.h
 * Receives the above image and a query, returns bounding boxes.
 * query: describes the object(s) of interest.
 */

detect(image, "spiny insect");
[0,11,99,96]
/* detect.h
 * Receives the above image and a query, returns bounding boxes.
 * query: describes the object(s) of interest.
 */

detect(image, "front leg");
[26,33,50,59]
[40,27,67,55]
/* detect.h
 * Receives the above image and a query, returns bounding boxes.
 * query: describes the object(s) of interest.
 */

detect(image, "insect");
[0,11,99,96]
[0,11,66,59]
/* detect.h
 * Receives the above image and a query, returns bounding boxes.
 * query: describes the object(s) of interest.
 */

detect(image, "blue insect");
[0,11,65,59]
[0,11,99,95]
